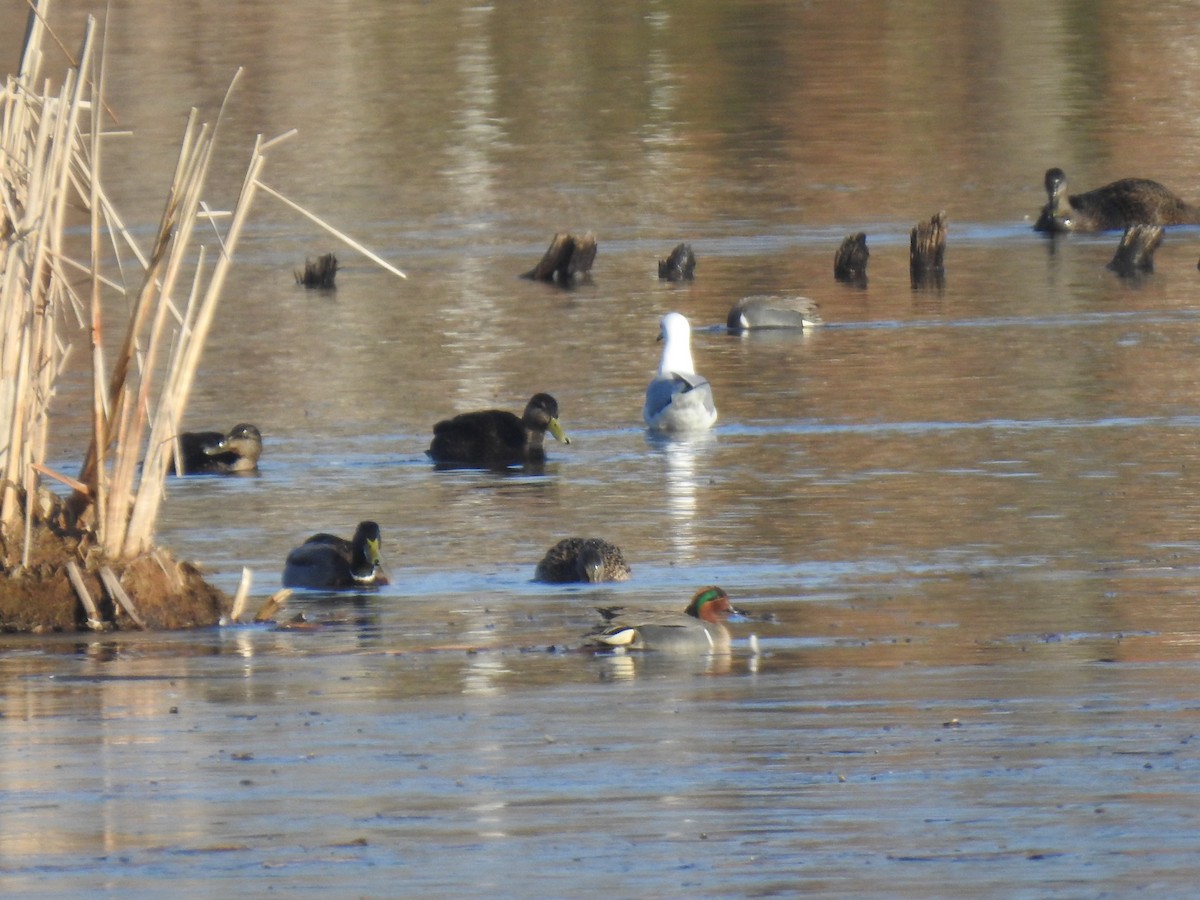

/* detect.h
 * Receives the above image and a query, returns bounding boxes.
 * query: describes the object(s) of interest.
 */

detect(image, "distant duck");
[726,295,823,332]
[584,586,744,653]
[1034,167,1200,233]
[282,520,389,589]
[643,312,717,433]
[535,537,632,583]
[170,423,262,474]
[427,393,570,468]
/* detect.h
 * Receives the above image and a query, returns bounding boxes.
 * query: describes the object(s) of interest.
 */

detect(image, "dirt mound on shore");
[0,500,229,632]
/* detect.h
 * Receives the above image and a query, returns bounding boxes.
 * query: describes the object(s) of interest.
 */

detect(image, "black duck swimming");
[281,520,388,589]
[534,537,632,583]
[170,423,262,474]
[1034,167,1200,233]
[427,393,569,468]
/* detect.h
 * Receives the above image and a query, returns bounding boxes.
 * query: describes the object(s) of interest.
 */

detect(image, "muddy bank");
[0,499,228,633]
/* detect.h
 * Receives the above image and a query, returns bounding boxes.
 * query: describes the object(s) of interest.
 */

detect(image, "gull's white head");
[658,312,696,376]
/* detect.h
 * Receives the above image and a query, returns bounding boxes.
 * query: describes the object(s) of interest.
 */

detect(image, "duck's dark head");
[523,393,570,444]
[1044,167,1067,198]
[1035,168,1075,232]
[350,520,388,584]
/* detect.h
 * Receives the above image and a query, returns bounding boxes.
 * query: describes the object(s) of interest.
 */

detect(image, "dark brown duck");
[1034,167,1200,233]
[427,393,569,469]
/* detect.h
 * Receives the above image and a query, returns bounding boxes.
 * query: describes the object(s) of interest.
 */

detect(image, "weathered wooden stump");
[522,232,597,284]
[910,211,947,289]
[834,232,869,285]
[295,253,339,289]
[658,243,696,281]
[1107,224,1163,277]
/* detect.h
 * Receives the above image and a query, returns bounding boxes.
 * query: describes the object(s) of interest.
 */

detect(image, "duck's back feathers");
[430,409,529,465]
[535,537,632,583]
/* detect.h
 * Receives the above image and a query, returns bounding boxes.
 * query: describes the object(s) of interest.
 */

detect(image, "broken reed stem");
[99,565,145,629]
[229,566,252,623]
[255,588,292,624]
[103,108,214,556]
[256,180,408,280]
[66,560,103,631]
[124,115,264,558]
[1,15,97,556]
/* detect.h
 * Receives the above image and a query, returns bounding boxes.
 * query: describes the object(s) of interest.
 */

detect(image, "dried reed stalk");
[3,4,406,582]
[0,9,93,565]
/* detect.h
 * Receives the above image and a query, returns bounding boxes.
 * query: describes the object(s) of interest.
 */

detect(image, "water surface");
[5,1,1200,895]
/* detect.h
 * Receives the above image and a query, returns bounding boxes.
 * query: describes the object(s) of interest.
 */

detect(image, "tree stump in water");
[295,252,339,288]
[834,232,869,285]
[910,211,947,289]
[1107,224,1163,277]
[522,232,597,285]
[658,243,696,280]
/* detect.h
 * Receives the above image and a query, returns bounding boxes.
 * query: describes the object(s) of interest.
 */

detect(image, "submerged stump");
[910,211,947,289]
[295,253,339,289]
[834,232,869,286]
[658,243,696,281]
[522,232,597,285]
[1107,224,1163,277]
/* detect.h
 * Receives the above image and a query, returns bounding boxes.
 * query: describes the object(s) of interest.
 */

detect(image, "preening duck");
[1034,167,1200,233]
[170,423,262,474]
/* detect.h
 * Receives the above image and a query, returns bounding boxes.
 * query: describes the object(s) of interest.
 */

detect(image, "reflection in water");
[651,431,718,563]
[597,647,735,680]
[442,4,507,408]
[461,651,510,695]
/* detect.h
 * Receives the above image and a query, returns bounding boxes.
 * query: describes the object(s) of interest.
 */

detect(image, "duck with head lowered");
[535,537,632,584]
[1034,167,1200,233]
[726,295,823,332]
[427,393,569,469]
[643,312,717,434]
[584,586,744,653]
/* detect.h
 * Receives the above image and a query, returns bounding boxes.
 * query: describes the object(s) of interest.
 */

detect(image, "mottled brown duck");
[1034,167,1200,233]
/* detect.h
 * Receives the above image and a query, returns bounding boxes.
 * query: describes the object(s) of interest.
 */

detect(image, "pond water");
[5,1,1200,895]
